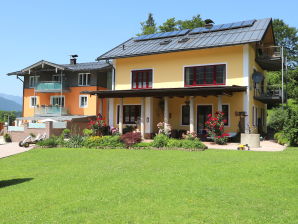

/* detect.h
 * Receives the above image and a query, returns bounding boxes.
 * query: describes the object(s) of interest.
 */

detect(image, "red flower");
[207,114,212,118]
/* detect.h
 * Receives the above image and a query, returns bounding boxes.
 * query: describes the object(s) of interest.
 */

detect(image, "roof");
[97,18,272,60]
[82,85,247,98]
[7,60,111,76]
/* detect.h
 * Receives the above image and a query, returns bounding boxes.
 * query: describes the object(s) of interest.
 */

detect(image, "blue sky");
[0,0,297,97]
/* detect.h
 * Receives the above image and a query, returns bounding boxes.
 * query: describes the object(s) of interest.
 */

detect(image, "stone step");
[0,136,5,145]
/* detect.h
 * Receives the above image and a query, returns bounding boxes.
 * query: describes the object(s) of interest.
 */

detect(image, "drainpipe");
[105,59,115,90]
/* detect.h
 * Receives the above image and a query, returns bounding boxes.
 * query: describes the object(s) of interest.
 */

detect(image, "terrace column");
[164,96,169,130]
[119,98,123,135]
[140,97,145,139]
[217,95,222,111]
[189,96,195,133]
[108,98,114,127]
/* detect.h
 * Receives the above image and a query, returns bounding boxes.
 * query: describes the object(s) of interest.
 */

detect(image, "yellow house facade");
[85,18,282,139]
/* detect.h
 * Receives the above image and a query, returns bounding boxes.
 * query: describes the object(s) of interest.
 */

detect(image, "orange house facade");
[8,58,112,123]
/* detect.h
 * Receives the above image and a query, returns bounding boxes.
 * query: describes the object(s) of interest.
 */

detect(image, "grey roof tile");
[97,18,272,60]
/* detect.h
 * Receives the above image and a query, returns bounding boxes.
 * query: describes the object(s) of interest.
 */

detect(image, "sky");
[0,0,297,97]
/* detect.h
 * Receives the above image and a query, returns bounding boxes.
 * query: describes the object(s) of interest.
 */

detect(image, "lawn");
[0,148,297,224]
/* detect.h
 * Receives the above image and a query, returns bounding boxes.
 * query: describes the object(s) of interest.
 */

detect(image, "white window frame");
[29,76,40,88]
[78,73,90,86]
[50,96,65,107]
[30,96,37,108]
[79,95,88,108]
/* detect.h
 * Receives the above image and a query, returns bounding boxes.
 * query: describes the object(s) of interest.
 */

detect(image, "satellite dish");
[252,70,264,83]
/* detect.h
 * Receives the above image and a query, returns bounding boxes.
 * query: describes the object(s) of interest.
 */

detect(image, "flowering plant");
[182,131,198,140]
[205,111,229,145]
[110,127,120,136]
[88,113,106,136]
[157,122,171,136]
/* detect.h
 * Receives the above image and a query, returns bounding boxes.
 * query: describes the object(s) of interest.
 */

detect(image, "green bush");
[83,128,94,137]
[64,135,85,148]
[4,133,11,142]
[267,107,287,132]
[167,139,183,148]
[180,139,207,150]
[36,137,59,148]
[283,108,298,146]
[62,129,71,138]
[274,132,289,145]
[83,135,124,149]
[132,142,152,148]
[152,134,169,148]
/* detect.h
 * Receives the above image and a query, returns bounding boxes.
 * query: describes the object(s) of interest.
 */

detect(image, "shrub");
[167,138,183,148]
[274,132,289,145]
[83,128,94,137]
[88,114,106,136]
[83,136,102,148]
[152,134,169,148]
[182,131,197,140]
[62,129,71,138]
[83,135,124,148]
[123,125,135,134]
[121,132,142,148]
[205,111,228,145]
[180,139,207,150]
[4,133,11,142]
[64,135,84,148]
[267,107,287,132]
[157,122,171,136]
[132,142,152,148]
[283,108,298,146]
[36,137,59,148]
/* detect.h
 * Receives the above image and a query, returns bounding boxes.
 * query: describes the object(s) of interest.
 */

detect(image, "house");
[83,18,282,139]
[6,56,112,132]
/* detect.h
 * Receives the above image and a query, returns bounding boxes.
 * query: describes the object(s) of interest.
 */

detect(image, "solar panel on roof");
[134,29,190,41]
[189,19,256,35]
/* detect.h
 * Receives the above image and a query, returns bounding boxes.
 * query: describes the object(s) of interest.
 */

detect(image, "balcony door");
[197,105,212,135]
[51,96,65,107]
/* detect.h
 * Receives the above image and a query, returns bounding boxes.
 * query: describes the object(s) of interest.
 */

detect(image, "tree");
[0,111,17,125]
[159,18,178,32]
[176,15,206,30]
[139,13,157,35]
[272,19,298,65]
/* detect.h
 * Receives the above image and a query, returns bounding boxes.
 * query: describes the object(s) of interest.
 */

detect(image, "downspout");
[16,75,25,118]
[105,59,115,90]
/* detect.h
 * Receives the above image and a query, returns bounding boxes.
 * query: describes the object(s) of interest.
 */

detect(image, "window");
[79,95,88,108]
[29,76,39,88]
[222,104,229,126]
[184,64,226,86]
[117,105,141,124]
[181,105,190,125]
[51,96,65,107]
[52,74,62,82]
[132,70,152,89]
[30,96,37,108]
[78,73,90,86]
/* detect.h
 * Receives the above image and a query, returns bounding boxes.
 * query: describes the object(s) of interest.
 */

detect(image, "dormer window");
[132,69,152,89]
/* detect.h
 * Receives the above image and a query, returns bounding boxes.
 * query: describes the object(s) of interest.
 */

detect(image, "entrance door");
[197,105,212,135]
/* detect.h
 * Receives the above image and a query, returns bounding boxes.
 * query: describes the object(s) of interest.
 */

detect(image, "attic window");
[160,40,172,45]
[178,37,190,43]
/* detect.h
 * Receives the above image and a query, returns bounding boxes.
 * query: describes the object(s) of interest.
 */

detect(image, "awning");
[82,85,247,98]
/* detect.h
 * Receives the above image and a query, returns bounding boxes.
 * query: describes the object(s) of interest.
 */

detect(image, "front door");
[197,105,212,135]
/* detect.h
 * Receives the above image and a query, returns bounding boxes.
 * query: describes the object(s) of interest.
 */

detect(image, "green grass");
[0,147,297,224]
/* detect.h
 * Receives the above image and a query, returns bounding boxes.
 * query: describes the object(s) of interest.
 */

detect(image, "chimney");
[70,54,78,64]
[204,19,214,29]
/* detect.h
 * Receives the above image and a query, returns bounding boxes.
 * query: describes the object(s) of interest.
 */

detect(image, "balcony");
[254,86,283,104]
[35,106,68,116]
[255,46,282,71]
[35,81,69,93]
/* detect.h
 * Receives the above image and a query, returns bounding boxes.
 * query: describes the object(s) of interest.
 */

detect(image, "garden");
[36,114,208,151]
